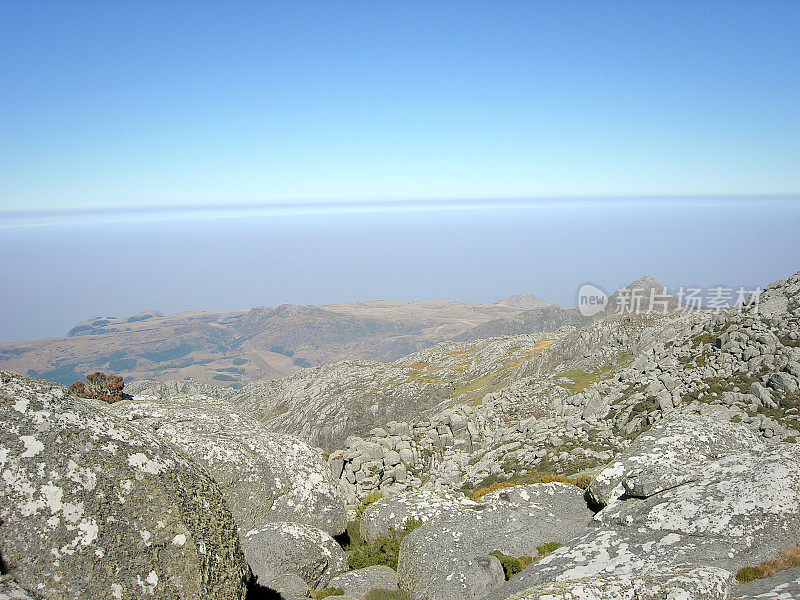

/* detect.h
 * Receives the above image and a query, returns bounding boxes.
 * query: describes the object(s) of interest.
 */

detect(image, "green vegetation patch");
[141,343,194,363]
[490,542,562,580]
[355,492,383,517]
[345,518,423,571]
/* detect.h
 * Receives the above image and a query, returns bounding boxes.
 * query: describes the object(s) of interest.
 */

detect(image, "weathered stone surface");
[489,443,800,600]
[587,412,764,507]
[0,372,249,599]
[328,565,399,598]
[499,564,730,600]
[360,489,476,542]
[397,483,592,600]
[400,553,505,600]
[263,573,310,599]
[107,393,346,536]
[240,521,347,590]
[0,576,38,600]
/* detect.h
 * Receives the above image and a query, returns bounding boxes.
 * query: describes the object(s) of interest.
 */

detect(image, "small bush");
[355,491,384,517]
[346,518,423,571]
[69,372,124,403]
[536,541,562,557]
[489,551,533,579]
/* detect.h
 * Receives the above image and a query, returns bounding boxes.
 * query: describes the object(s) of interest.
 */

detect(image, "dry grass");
[472,473,591,502]
[736,545,800,584]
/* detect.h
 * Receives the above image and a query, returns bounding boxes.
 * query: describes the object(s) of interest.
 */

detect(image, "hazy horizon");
[2,196,798,344]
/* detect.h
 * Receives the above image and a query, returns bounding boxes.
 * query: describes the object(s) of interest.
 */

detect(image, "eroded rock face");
[105,393,346,536]
[240,522,348,590]
[359,489,476,543]
[587,412,765,508]
[397,483,592,600]
[0,372,249,600]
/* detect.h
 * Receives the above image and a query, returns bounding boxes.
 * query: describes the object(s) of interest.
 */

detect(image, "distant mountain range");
[0,295,577,387]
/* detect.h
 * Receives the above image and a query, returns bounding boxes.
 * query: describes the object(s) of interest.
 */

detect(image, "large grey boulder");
[587,411,764,507]
[107,393,346,536]
[0,372,249,599]
[328,565,399,598]
[240,521,348,590]
[359,489,476,542]
[489,443,800,600]
[397,483,592,600]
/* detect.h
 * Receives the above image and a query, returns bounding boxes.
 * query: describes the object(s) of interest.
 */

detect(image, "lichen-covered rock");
[328,565,399,598]
[401,553,505,600]
[106,393,346,536]
[500,564,730,600]
[488,443,800,600]
[587,412,764,508]
[0,372,249,599]
[263,573,310,599]
[240,521,348,590]
[359,489,476,542]
[0,576,39,600]
[397,483,592,600]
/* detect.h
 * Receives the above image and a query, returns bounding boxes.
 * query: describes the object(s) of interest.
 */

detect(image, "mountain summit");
[602,275,681,316]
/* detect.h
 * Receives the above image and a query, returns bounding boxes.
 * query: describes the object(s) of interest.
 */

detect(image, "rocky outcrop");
[397,483,593,600]
[240,522,348,590]
[488,416,800,599]
[328,565,399,598]
[586,412,765,508]
[105,393,346,536]
[0,372,249,599]
[359,489,476,542]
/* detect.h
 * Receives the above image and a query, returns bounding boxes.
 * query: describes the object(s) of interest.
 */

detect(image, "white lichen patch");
[127,453,166,475]
[19,435,44,458]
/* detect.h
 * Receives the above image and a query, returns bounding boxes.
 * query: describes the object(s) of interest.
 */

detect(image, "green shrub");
[489,551,533,579]
[346,518,423,571]
[355,492,384,517]
[363,589,410,600]
[536,541,562,557]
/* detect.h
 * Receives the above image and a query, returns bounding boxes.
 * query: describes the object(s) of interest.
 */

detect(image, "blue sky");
[1,1,799,211]
[1,2,799,343]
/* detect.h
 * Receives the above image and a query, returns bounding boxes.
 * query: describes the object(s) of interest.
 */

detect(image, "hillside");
[0,297,558,387]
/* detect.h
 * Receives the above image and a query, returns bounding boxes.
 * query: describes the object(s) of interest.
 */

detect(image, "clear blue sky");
[1,0,799,211]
